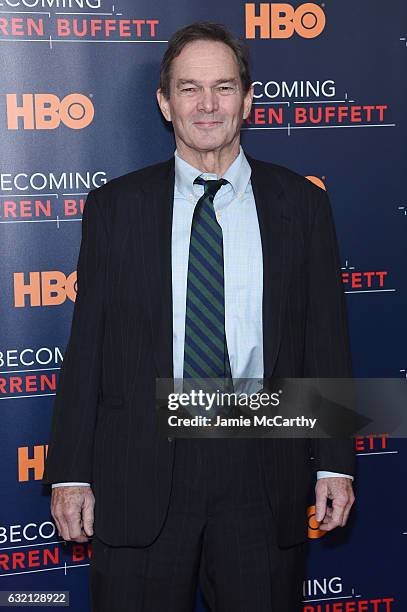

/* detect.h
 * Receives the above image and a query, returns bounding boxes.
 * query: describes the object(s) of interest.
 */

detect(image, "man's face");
[157,40,253,154]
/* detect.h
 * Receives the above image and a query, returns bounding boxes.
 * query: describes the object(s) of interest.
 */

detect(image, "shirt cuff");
[51,482,91,488]
[317,471,354,481]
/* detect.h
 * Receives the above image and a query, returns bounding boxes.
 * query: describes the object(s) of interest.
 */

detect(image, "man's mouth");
[193,121,223,128]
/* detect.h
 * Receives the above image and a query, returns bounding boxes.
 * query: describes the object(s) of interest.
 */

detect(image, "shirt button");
[167,436,173,442]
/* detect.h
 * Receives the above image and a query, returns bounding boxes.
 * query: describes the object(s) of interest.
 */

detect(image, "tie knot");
[194,176,228,199]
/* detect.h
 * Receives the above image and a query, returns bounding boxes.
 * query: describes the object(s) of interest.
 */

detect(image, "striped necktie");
[183,176,233,389]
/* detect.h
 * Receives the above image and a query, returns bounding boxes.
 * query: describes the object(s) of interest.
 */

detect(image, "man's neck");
[175,141,241,176]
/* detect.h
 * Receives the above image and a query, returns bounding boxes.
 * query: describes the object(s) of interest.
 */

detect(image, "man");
[43,22,355,611]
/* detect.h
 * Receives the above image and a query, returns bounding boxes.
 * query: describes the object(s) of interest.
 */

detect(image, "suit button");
[167,436,173,442]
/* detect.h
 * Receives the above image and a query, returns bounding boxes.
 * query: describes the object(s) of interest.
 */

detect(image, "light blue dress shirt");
[172,146,263,385]
[52,146,352,487]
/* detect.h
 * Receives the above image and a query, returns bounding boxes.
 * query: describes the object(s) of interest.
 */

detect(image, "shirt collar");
[174,145,251,201]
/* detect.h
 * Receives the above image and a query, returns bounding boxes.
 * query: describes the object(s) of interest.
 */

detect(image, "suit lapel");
[141,154,292,382]
[246,155,293,380]
[138,157,175,380]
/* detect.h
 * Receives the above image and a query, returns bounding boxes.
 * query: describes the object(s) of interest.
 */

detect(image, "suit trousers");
[89,438,308,612]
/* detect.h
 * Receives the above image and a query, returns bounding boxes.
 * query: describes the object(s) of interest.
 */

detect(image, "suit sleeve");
[42,188,108,485]
[304,186,356,478]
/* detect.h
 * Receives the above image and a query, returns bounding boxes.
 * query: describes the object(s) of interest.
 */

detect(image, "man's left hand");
[315,477,355,531]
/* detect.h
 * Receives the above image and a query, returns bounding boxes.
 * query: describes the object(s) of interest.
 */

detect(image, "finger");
[64,509,88,542]
[51,504,61,536]
[315,488,327,522]
[341,497,355,526]
[56,515,71,541]
[52,506,69,540]
[53,516,63,538]
[318,506,338,531]
[82,499,94,537]
[79,520,90,542]
[51,498,69,540]
[330,497,347,528]
[319,523,333,532]
[320,507,333,524]
[50,509,61,535]
[79,516,90,542]
[319,515,335,531]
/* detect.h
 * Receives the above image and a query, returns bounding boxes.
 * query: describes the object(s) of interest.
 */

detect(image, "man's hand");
[315,477,355,531]
[51,486,95,542]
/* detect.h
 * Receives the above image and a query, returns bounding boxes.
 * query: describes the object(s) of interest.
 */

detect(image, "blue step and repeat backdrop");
[0,0,406,609]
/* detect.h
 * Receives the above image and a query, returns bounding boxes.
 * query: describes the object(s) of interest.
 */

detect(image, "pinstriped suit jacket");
[42,154,355,547]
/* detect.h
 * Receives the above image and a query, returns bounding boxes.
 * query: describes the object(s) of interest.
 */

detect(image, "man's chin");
[186,135,227,152]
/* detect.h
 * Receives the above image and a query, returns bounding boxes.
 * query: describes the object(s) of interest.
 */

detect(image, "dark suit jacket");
[42,153,355,547]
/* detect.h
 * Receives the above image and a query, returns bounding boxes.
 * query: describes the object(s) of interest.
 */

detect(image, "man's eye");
[217,86,235,93]
[181,87,196,93]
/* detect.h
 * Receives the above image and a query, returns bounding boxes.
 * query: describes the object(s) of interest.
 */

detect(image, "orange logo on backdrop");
[14,271,77,307]
[6,93,94,130]
[245,3,326,39]
[307,504,326,539]
[306,176,326,190]
[18,445,48,482]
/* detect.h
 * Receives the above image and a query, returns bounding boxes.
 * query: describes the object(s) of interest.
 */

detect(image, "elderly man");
[43,21,355,612]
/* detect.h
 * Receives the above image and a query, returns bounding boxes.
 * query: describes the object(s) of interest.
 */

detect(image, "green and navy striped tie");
[183,177,233,386]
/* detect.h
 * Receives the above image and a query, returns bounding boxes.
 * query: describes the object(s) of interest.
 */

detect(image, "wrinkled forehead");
[170,40,241,83]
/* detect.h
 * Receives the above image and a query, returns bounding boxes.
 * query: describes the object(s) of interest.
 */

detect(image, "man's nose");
[197,89,219,113]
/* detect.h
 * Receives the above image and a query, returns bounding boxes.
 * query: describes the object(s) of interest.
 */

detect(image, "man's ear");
[242,84,254,121]
[156,88,172,122]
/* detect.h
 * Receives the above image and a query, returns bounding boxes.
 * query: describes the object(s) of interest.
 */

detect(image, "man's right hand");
[51,486,95,542]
